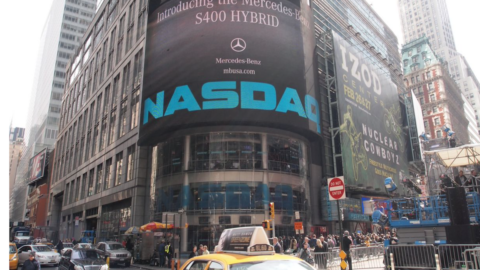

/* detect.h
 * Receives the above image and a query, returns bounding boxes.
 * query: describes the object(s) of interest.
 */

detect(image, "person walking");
[56,239,64,253]
[309,235,317,249]
[319,236,328,252]
[273,237,282,254]
[198,244,204,256]
[289,237,298,252]
[165,241,172,268]
[158,240,166,267]
[189,246,198,258]
[203,245,210,255]
[342,231,353,270]
[314,239,327,269]
[23,253,41,270]
[297,242,314,265]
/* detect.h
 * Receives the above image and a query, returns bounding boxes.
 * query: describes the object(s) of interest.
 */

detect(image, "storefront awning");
[424,144,480,167]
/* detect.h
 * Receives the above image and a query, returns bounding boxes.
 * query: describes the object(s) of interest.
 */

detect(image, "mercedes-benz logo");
[231,38,246,52]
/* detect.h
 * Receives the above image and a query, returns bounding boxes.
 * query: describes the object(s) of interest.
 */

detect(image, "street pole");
[272,219,275,239]
[337,200,343,241]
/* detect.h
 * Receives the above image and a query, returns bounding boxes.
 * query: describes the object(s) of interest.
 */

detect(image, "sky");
[1,0,479,132]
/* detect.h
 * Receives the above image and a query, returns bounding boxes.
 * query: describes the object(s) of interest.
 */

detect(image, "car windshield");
[230,260,315,270]
[33,246,52,252]
[9,246,16,254]
[42,244,55,249]
[71,250,100,260]
[108,244,124,250]
[64,243,74,248]
[16,232,29,236]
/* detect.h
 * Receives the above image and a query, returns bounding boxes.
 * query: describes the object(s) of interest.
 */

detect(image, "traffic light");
[262,220,271,230]
[269,202,275,218]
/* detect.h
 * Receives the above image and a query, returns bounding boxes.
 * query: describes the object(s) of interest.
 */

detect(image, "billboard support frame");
[323,30,341,177]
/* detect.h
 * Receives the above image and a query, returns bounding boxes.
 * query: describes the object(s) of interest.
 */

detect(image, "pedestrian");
[165,241,172,268]
[309,234,317,249]
[342,231,353,270]
[313,239,323,252]
[198,244,204,256]
[290,237,297,252]
[72,238,78,245]
[56,239,64,252]
[314,239,327,269]
[296,242,314,265]
[126,238,134,254]
[23,253,41,270]
[158,240,166,267]
[203,245,210,255]
[273,237,282,254]
[189,245,198,258]
[319,236,328,252]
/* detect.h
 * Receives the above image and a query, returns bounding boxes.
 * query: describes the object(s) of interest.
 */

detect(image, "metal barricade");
[438,245,480,270]
[465,248,480,270]
[388,245,437,269]
[349,246,386,269]
[311,252,329,270]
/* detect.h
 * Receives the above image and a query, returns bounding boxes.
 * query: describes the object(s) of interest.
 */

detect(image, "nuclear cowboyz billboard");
[139,0,320,145]
[332,32,409,190]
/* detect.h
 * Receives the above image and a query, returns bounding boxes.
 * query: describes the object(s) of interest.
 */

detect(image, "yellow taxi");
[179,227,315,270]
[9,243,18,270]
[39,242,58,253]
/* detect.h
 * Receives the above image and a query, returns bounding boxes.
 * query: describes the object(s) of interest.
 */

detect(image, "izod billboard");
[139,0,320,145]
[332,32,409,191]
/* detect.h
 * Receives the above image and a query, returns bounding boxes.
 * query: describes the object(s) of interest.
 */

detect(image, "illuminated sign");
[27,148,47,184]
[140,0,319,145]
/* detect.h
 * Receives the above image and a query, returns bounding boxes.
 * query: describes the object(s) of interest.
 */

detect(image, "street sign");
[294,222,303,230]
[328,177,346,200]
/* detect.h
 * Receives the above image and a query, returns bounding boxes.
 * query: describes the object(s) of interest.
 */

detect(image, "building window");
[417,46,422,53]
[137,3,146,40]
[88,169,95,196]
[122,62,131,99]
[126,144,136,182]
[118,101,128,138]
[115,152,123,186]
[420,97,424,105]
[113,74,120,107]
[416,75,420,83]
[426,71,432,79]
[64,183,70,206]
[75,176,81,202]
[100,119,107,151]
[412,56,418,63]
[126,1,135,52]
[430,93,436,101]
[434,118,440,125]
[403,59,409,66]
[436,130,442,138]
[105,158,113,190]
[108,110,117,145]
[130,90,140,130]
[133,49,143,89]
[433,106,438,113]
[96,164,103,194]
[107,28,116,74]
[424,120,428,128]
[80,173,87,199]
[116,15,125,64]
[408,50,412,56]
[104,85,111,115]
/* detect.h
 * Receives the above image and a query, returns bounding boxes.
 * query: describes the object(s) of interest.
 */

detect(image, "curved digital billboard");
[139,0,319,145]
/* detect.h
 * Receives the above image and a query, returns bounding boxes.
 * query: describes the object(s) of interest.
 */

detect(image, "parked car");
[9,243,18,270]
[59,248,108,270]
[95,241,132,267]
[60,242,75,255]
[38,242,58,253]
[74,243,93,249]
[17,244,60,266]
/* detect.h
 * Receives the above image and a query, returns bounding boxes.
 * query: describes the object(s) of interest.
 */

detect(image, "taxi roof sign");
[215,227,274,255]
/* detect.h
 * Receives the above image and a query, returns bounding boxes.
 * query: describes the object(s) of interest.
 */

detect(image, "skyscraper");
[398,0,480,135]
[10,0,97,222]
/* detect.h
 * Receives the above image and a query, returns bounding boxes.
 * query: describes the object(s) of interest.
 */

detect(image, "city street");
[17,265,148,270]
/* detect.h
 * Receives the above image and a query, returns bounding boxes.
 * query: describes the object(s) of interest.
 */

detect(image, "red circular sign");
[329,177,345,200]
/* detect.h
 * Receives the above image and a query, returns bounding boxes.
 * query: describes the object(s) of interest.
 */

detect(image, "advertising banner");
[27,148,47,184]
[140,0,319,145]
[332,32,408,191]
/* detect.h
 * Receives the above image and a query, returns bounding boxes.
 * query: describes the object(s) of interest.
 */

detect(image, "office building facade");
[402,37,468,145]
[398,0,480,135]
[10,0,97,222]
